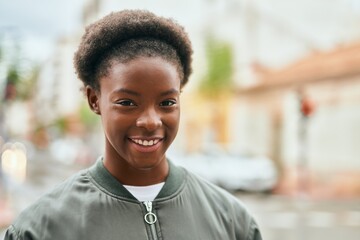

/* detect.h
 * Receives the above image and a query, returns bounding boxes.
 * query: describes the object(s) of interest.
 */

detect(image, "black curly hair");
[74,9,193,90]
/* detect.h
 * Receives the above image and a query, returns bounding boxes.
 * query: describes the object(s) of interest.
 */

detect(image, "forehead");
[101,57,181,92]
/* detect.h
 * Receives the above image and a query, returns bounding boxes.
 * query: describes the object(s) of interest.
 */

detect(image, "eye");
[117,100,136,106]
[160,100,176,107]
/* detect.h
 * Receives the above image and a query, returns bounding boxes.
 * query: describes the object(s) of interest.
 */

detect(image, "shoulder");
[183,168,263,239]
[7,169,93,239]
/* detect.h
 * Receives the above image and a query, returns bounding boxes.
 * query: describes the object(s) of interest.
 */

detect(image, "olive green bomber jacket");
[5,159,262,240]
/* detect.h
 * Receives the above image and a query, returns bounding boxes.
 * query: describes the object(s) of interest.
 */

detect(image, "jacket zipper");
[143,201,159,240]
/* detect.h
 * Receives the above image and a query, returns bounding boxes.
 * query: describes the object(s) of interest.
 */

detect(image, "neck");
[103,154,169,186]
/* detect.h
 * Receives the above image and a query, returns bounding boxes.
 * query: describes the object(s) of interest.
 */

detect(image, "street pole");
[296,89,316,240]
[298,89,315,198]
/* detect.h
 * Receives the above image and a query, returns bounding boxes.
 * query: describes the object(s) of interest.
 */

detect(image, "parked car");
[168,147,278,192]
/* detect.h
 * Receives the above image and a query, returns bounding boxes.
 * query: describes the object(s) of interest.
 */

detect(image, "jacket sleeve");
[246,219,263,240]
[4,225,21,240]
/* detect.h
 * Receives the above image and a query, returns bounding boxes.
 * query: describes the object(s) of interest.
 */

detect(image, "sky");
[0,0,86,62]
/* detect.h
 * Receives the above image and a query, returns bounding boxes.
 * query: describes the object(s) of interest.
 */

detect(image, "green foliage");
[50,102,99,136]
[199,36,234,95]
[79,101,100,129]
[5,64,39,101]
[1,35,39,101]
[53,117,67,133]
[17,65,40,100]
[6,65,21,85]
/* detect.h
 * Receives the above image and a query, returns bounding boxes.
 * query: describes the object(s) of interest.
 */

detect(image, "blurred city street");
[238,193,360,240]
[1,150,359,240]
[1,0,360,239]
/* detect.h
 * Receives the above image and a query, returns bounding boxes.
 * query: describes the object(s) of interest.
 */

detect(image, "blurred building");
[235,42,360,196]
[34,36,83,126]
[29,0,360,195]
[0,31,34,139]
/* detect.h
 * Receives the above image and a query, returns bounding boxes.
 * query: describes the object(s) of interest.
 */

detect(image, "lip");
[128,137,163,153]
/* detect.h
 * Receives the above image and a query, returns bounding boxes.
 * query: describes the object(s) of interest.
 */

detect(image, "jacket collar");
[88,157,185,201]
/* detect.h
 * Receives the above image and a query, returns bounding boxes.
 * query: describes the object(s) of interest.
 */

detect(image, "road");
[236,193,360,240]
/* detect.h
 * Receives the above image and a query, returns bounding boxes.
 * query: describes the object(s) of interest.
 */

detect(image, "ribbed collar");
[88,157,185,201]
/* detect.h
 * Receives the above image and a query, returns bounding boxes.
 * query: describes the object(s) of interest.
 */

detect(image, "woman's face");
[89,56,181,177]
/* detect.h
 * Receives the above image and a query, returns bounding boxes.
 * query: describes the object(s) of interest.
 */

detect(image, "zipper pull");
[143,201,157,225]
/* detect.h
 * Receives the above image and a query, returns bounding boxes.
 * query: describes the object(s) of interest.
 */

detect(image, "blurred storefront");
[234,42,360,198]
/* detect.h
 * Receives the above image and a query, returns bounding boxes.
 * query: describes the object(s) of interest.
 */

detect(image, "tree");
[197,35,235,146]
[199,35,234,95]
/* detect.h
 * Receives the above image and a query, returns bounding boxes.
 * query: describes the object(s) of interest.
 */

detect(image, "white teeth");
[132,139,159,146]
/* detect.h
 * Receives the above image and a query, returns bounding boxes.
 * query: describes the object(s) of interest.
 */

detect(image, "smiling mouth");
[129,138,162,147]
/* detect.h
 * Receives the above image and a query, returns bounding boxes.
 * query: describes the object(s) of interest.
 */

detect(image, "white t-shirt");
[123,182,165,202]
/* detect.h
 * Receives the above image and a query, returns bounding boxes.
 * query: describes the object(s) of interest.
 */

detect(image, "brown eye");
[160,100,176,107]
[117,100,136,106]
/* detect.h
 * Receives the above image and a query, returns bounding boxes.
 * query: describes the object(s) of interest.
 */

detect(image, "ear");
[86,86,101,115]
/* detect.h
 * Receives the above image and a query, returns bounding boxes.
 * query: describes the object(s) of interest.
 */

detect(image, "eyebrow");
[160,88,180,96]
[113,88,140,96]
[113,88,179,96]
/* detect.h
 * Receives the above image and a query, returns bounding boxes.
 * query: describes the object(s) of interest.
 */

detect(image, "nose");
[136,108,162,131]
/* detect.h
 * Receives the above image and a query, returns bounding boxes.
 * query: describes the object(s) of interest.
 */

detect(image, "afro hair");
[74,9,193,90]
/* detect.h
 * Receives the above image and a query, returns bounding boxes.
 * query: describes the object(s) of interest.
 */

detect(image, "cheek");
[102,109,132,134]
[166,110,181,132]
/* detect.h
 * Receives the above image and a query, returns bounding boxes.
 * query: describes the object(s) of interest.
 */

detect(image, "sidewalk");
[236,192,360,240]
[273,167,360,200]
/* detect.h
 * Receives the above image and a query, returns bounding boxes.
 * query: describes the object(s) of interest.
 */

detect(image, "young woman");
[5,10,262,240]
